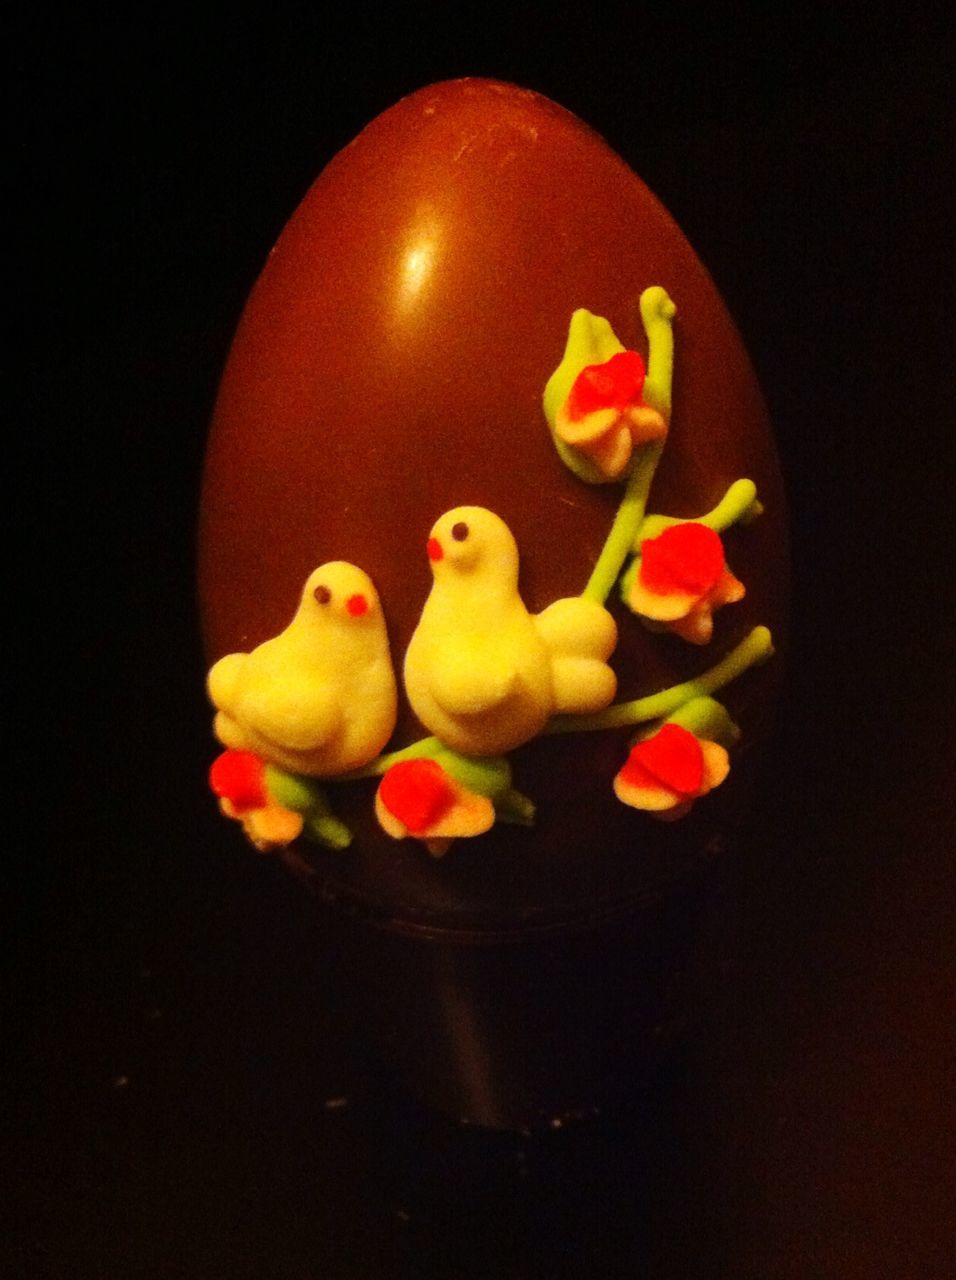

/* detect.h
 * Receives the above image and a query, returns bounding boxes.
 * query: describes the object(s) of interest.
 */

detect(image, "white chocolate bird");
[207,562,397,777]
[403,507,617,756]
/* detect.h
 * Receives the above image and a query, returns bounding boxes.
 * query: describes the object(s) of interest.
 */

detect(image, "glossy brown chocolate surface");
[199,79,787,933]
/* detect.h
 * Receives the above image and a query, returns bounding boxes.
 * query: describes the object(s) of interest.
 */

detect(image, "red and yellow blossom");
[209,750,304,851]
[625,522,744,644]
[375,757,496,857]
[613,721,730,821]
[554,349,667,481]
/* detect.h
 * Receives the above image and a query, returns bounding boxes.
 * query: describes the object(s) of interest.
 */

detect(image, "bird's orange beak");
[346,593,369,616]
[427,537,443,562]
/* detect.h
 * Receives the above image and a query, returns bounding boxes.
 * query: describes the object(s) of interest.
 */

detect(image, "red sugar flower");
[613,722,730,820]
[626,523,744,644]
[375,757,495,857]
[556,349,667,480]
[208,749,303,851]
[378,758,455,834]
[209,750,269,812]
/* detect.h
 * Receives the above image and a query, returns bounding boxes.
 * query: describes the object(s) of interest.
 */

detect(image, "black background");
[9,5,955,1277]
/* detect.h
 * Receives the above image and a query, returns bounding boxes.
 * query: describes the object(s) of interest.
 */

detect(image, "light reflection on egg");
[400,236,438,307]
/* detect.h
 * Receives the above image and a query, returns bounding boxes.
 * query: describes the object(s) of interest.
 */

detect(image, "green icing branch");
[582,442,662,602]
[545,626,774,735]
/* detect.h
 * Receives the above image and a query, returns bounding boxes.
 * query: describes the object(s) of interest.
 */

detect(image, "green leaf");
[665,696,740,748]
[494,788,536,826]
[264,766,328,814]
[305,812,353,850]
[265,766,354,850]
[431,746,513,800]
[542,309,627,485]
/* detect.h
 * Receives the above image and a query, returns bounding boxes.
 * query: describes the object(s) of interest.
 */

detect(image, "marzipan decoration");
[207,288,773,857]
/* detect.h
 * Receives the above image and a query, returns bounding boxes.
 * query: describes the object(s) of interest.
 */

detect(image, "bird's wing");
[548,654,617,715]
[533,597,617,659]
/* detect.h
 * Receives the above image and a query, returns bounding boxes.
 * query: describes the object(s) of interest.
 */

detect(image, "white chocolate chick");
[404,507,617,756]
[207,562,397,777]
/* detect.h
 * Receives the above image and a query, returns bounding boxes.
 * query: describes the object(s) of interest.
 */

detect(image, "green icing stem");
[582,442,662,602]
[637,478,760,543]
[545,625,774,735]
[639,286,676,419]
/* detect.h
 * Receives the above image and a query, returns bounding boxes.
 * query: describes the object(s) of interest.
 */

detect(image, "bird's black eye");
[451,521,469,542]
[313,585,332,604]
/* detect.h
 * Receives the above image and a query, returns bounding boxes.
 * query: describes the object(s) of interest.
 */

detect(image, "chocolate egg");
[199,79,787,935]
